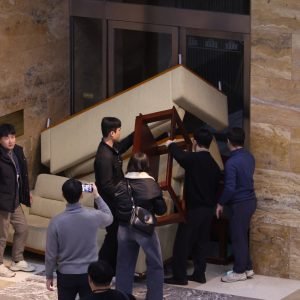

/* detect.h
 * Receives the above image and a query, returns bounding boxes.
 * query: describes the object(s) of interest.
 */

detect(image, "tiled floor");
[2,252,300,300]
[189,264,300,300]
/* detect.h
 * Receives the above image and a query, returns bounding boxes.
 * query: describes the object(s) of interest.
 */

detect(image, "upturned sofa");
[7,173,177,275]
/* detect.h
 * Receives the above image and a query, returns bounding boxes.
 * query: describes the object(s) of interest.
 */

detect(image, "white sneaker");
[221,271,247,283]
[246,269,255,278]
[0,264,16,278]
[9,260,35,272]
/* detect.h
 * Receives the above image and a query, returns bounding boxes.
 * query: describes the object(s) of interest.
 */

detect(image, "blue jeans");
[116,225,164,300]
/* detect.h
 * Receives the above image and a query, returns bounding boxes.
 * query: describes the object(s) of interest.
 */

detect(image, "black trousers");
[230,200,256,273]
[98,218,119,273]
[56,271,91,300]
[172,206,214,280]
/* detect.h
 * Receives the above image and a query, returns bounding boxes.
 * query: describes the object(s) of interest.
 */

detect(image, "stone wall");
[250,0,300,279]
[0,0,69,186]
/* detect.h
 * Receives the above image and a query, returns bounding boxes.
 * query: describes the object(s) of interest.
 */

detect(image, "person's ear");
[192,139,197,151]
[227,139,233,148]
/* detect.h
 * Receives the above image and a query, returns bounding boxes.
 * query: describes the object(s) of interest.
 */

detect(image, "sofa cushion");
[64,158,94,178]
[30,196,66,219]
[33,174,68,201]
[26,213,51,229]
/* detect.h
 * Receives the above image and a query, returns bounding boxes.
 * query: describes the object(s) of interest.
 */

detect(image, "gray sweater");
[45,196,113,279]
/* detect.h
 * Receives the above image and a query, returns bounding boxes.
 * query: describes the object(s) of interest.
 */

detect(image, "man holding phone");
[45,179,113,300]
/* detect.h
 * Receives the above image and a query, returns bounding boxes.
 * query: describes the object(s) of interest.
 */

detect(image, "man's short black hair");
[193,128,213,149]
[101,117,121,138]
[62,178,82,204]
[88,260,114,286]
[227,127,245,147]
[0,124,16,138]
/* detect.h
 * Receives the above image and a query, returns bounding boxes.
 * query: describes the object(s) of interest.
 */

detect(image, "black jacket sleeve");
[118,132,134,154]
[153,196,167,216]
[15,145,31,207]
[168,143,190,170]
[94,152,116,198]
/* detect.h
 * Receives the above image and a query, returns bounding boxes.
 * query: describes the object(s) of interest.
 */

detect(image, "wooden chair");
[132,106,192,225]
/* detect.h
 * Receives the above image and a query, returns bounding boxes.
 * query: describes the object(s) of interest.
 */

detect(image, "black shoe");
[187,274,206,284]
[164,277,188,286]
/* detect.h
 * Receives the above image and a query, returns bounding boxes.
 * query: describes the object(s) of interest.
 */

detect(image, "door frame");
[107,20,179,96]
[70,0,250,134]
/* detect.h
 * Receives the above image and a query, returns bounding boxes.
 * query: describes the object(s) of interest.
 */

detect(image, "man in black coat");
[0,124,35,278]
[164,128,221,285]
[94,117,133,273]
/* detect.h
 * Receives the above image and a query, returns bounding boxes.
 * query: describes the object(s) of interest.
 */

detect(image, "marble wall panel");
[251,102,300,129]
[251,213,290,278]
[250,0,300,280]
[289,227,300,279]
[251,210,300,279]
[290,142,300,173]
[251,122,291,171]
[37,75,69,128]
[251,29,292,80]
[252,0,300,33]
[291,127,300,140]
[254,209,300,229]
[292,34,300,80]
[251,76,300,108]
[254,169,300,212]
[0,0,69,186]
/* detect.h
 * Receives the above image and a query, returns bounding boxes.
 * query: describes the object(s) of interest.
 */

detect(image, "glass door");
[108,21,178,96]
[71,16,106,113]
[180,28,250,144]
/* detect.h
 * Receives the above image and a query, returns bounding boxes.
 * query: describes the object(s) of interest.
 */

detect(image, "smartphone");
[82,183,93,193]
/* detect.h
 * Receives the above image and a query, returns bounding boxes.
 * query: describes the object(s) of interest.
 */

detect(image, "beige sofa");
[41,65,227,174]
[8,173,177,275]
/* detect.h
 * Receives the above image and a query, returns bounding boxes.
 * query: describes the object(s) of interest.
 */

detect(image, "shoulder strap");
[126,179,135,206]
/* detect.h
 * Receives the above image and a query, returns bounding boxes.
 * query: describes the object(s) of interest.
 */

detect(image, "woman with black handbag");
[115,152,167,300]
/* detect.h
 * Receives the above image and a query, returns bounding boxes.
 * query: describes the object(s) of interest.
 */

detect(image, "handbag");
[127,181,156,235]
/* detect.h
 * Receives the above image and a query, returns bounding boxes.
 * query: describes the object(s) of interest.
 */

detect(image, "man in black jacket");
[94,117,133,273]
[164,128,221,285]
[0,124,35,278]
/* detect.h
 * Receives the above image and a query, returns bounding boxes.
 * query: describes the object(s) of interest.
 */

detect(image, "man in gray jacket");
[45,179,113,300]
